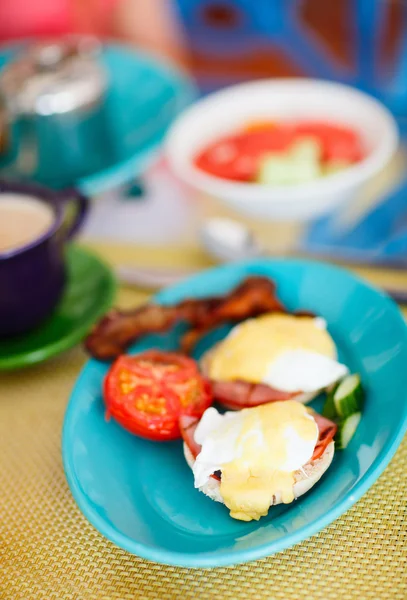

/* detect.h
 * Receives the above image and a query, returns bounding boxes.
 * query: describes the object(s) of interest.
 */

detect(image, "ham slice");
[179,415,221,481]
[211,379,300,410]
[311,413,337,460]
[179,415,202,459]
[179,411,337,467]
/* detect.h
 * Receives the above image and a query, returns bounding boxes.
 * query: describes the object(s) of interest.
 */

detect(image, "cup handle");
[60,187,90,240]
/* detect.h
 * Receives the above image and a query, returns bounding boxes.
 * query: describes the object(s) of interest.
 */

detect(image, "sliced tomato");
[211,379,299,410]
[294,121,364,163]
[241,126,295,155]
[104,351,213,441]
[194,135,256,181]
[243,120,276,133]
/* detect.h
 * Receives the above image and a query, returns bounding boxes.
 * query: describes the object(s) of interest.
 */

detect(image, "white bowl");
[165,79,399,221]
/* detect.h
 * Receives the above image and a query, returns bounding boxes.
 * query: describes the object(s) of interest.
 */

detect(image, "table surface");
[1,242,406,600]
[81,150,407,256]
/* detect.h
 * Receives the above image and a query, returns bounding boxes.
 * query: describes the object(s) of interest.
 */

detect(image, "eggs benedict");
[202,313,348,407]
[182,400,336,521]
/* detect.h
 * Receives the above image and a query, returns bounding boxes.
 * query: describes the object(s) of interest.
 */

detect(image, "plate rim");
[0,245,117,370]
[78,44,197,196]
[62,258,407,568]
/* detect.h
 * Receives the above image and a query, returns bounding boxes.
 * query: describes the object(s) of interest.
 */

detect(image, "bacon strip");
[85,276,286,360]
[180,276,286,353]
[85,305,180,361]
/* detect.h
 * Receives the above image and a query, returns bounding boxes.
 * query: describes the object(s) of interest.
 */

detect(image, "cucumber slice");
[322,386,337,419]
[256,155,295,185]
[336,412,361,449]
[290,138,321,162]
[333,374,364,418]
[256,140,322,185]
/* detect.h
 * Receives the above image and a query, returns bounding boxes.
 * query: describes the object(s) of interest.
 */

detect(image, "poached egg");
[193,401,319,521]
[208,313,348,393]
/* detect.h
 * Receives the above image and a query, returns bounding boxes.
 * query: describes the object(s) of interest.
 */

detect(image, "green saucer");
[0,245,116,370]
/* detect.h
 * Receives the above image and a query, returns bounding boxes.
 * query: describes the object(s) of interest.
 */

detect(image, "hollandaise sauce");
[208,314,336,385]
[219,401,318,521]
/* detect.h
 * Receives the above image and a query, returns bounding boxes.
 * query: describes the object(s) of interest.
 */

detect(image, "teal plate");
[62,260,407,567]
[0,43,196,195]
[0,246,116,370]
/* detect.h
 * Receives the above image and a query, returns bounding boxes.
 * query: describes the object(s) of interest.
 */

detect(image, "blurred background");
[2,0,407,258]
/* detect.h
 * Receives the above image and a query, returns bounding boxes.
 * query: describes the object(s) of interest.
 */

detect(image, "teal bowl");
[62,260,407,567]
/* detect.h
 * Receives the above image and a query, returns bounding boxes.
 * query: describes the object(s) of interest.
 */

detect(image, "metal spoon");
[115,218,261,289]
[116,217,407,303]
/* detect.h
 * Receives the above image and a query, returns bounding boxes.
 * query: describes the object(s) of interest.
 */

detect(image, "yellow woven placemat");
[1,243,406,600]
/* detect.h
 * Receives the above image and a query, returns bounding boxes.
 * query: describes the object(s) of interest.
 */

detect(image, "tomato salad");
[194,120,364,186]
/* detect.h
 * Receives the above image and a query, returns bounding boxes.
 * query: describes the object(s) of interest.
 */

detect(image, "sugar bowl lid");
[0,37,107,116]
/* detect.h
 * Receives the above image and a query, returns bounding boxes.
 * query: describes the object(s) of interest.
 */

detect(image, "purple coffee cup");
[0,180,89,337]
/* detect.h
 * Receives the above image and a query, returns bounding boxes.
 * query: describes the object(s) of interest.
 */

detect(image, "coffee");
[0,194,55,253]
